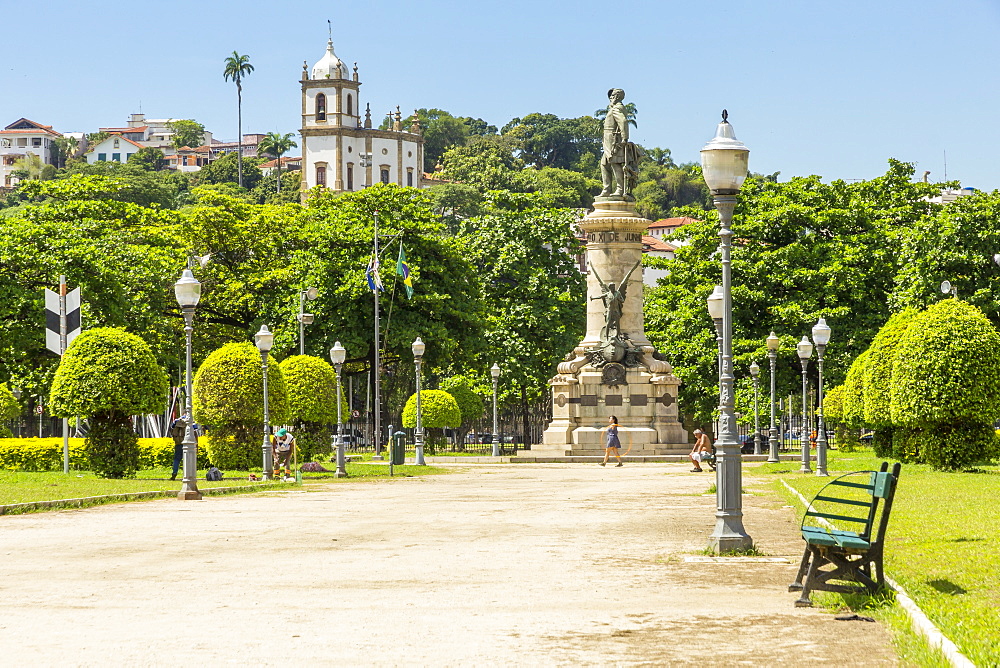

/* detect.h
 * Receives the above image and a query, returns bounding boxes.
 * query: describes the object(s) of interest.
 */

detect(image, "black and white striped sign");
[44,285,81,355]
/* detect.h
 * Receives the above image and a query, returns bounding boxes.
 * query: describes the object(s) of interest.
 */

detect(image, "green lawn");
[756,449,1000,666]
[0,463,446,508]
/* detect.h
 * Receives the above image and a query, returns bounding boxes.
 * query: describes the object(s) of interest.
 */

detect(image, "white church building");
[300,38,424,194]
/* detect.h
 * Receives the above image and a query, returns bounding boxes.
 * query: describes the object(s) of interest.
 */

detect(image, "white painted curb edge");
[780,480,975,668]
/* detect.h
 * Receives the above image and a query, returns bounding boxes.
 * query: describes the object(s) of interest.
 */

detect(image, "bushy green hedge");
[193,342,289,470]
[0,438,175,472]
[861,308,917,426]
[49,327,168,418]
[402,390,461,429]
[48,327,168,478]
[890,300,1000,469]
[279,355,348,462]
[438,376,484,451]
[842,349,868,426]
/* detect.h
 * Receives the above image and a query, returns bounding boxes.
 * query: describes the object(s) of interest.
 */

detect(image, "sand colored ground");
[0,463,896,666]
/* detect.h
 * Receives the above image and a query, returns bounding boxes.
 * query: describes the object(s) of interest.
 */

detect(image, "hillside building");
[0,118,62,187]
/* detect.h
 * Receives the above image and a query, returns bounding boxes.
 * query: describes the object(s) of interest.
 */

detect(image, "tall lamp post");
[297,287,318,355]
[255,324,275,480]
[796,335,814,474]
[749,361,762,455]
[766,332,780,463]
[491,363,501,458]
[174,268,203,500]
[330,341,347,478]
[812,318,831,477]
[700,110,752,552]
[412,337,426,466]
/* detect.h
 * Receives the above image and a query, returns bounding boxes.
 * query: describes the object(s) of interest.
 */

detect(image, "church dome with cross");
[311,38,348,80]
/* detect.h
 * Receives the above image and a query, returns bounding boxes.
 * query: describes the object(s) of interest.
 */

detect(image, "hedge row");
[0,438,179,472]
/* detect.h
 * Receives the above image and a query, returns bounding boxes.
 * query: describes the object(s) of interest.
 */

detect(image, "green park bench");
[788,461,902,607]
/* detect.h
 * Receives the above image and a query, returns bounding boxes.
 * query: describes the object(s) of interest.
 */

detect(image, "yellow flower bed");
[0,438,175,472]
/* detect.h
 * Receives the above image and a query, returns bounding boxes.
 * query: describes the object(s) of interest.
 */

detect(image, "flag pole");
[60,275,69,474]
[372,211,383,460]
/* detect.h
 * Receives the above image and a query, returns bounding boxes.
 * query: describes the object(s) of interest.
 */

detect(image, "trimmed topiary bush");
[439,376,484,451]
[278,355,349,462]
[48,327,168,478]
[862,309,918,427]
[0,437,178,472]
[842,349,869,427]
[402,389,461,453]
[890,299,1000,469]
[193,342,289,470]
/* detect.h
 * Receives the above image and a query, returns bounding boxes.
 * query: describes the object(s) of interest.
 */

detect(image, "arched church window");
[380,168,389,184]
[316,165,327,186]
[347,94,353,116]
[316,93,327,121]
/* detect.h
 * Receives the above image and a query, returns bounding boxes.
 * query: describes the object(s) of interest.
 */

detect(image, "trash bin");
[391,431,406,465]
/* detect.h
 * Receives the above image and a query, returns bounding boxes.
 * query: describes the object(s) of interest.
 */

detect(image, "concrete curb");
[780,479,973,668]
[409,454,800,464]
[0,482,298,516]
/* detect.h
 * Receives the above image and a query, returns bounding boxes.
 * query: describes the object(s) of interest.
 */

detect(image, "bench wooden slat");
[829,480,876,491]
[805,511,870,524]
[813,495,872,508]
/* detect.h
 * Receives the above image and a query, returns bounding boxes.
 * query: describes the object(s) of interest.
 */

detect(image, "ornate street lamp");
[330,341,347,477]
[174,268,203,500]
[812,318,832,477]
[766,332,781,463]
[749,361,762,455]
[796,335,814,474]
[491,363,501,458]
[700,110,752,552]
[297,287,319,355]
[412,337,426,466]
[255,324,275,480]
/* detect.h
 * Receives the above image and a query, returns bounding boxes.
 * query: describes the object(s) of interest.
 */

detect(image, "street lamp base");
[177,488,203,501]
[335,470,348,478]
[371,455,384,461]
[707,533,753,553]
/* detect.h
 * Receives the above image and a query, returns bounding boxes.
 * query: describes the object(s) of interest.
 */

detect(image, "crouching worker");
[689,428,712,472]
[272,428,296,479]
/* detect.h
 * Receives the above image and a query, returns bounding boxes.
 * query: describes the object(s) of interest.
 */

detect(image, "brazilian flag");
[396,242,414,299]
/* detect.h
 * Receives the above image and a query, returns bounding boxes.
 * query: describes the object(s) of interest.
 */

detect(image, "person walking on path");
[689,428,713,472]
[272,427,296,479]
[169,415,187,481]
[600,415,626,467]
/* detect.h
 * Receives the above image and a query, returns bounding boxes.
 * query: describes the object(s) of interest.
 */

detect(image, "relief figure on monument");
[598,88,642,200]
[590,259,642,365]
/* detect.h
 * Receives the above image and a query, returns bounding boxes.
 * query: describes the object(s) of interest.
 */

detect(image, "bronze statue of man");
[599,88,629,198]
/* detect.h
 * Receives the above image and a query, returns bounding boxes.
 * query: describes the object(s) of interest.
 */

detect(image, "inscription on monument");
[630,394,648,407]
[586,231,643,244]
[605,394,622,406]
[580,395,599,406]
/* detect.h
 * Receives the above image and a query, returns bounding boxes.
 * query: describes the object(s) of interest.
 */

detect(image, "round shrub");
[842,349,869,427]
[890,299,1000,469]
[0,383,20,421]
[279,355,349,462]
[402,390,462,430]
[439,376,484,451]
[193,342,289,470]
[861,309,917,427]
[49,327,168,478]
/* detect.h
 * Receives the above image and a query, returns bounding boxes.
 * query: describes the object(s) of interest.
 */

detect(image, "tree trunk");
[237,83,243,188]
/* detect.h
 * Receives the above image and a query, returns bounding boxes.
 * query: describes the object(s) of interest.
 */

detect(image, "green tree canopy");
[167,119,207,149]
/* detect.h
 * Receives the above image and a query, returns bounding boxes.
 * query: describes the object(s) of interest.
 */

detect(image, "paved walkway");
[0,464,897,666]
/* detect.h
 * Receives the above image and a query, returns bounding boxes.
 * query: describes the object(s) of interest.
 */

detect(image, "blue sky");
[4,0,998,188]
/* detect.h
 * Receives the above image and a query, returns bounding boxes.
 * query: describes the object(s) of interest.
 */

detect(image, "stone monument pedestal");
[532,199,689,457]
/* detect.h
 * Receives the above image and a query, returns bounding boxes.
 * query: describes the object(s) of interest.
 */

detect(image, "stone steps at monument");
[513,454,792,463]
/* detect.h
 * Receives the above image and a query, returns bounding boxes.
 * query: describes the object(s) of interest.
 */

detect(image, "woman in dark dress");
[600,415,624,467]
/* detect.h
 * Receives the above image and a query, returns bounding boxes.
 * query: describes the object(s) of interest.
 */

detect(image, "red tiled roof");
[3,118,61,136]
[648,216,699,230]
[259,156,302,169]
[642,235,676,252]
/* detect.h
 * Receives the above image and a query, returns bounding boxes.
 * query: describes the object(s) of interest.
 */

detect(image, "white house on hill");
[1,118,62,187]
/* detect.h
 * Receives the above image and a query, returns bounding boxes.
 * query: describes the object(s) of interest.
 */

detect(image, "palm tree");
[223,51,255,187]
[257,132,298,193]
[594,101,638,128]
